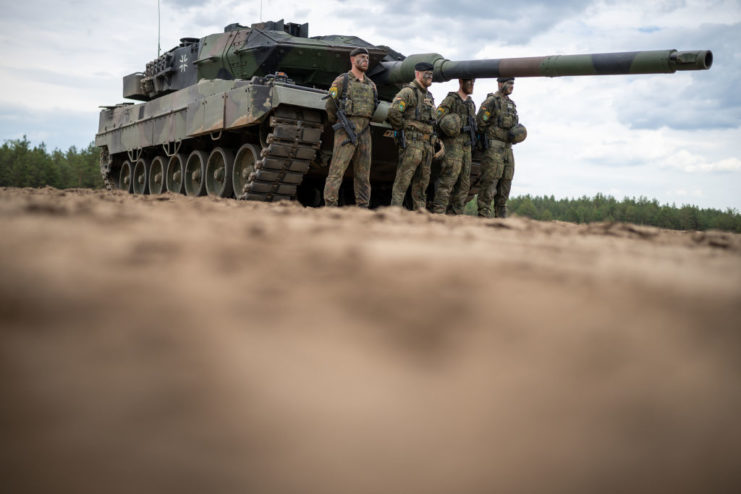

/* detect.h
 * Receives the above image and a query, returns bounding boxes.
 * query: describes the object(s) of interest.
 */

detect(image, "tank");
[95,19,712,206]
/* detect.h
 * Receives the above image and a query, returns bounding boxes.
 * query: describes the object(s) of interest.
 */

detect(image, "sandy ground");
[1,186,740,493]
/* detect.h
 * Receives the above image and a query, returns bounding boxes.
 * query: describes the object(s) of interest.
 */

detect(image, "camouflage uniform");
[387,80,436,210]
[476,90,518,218]
[323,71,378,207]
[432,92,476,214]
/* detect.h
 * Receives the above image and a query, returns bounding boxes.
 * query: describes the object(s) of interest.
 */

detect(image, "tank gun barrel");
[374,49,712,85]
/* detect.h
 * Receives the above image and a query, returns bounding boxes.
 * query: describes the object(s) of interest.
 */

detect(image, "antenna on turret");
[157,0,161,56]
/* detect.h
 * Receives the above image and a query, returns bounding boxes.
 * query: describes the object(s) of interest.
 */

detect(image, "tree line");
[0,136,103,189]
[2,137,739,232]
[501,194,741,233]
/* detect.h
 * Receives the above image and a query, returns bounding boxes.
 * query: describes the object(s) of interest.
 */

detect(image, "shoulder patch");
[329,86,338,99]
[483,110,491,122]
[437,107,446,117]
[398,101,406,112]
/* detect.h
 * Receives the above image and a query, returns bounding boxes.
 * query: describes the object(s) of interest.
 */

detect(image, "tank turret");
[96,19,712,207]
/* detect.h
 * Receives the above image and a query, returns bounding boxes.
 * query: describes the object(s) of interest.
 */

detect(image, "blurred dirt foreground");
[1,187,740,493]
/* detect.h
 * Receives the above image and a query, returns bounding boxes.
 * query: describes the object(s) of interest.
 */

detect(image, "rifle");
[476,131,489,151]
[383,129,407,149]
[461,115,477,147]
[396,129,407,150]
[323,93,358,146]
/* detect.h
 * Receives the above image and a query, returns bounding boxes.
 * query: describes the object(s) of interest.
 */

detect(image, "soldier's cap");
[350,47,369,57]
[497,76,515,83]
[415,62,434,72]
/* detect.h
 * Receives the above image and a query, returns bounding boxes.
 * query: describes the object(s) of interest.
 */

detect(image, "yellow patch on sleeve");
[398,101,406,112]
[329,87,338,99]
[436,107,446,117]
[483,110,491,121]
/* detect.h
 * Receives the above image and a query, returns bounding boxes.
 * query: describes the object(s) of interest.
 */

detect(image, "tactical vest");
[402,82,436,134]
[441,92,476,142]
[340,73,378,118]
[485,92,518,141]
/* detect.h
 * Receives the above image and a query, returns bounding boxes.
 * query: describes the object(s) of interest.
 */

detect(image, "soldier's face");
[417,70,433,88]
[500,81,514,95]
[460,79,475,95]
[351,54,369,72]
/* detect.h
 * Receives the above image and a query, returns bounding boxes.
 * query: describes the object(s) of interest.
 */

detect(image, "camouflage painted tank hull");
[96,76,402,205]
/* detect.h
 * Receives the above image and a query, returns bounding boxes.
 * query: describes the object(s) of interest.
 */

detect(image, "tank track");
[241,106,323,202]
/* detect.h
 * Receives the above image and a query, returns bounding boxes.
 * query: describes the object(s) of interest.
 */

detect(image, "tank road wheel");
[184,150,207,196]
[205,147,235,197]
[119,160,133,193]
[148,156,167,195]
[233,144,259,198]
[166,153,185,194]
[132,158,150,195]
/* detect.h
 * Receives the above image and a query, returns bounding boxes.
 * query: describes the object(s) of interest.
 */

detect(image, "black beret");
[350,47,369,57]
[497,76,515,83]
[414,62,434,71]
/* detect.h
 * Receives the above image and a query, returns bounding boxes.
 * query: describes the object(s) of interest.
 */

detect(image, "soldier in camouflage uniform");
[386,62,437,210]
[323,47,378,207]
[432,78,476,214]
[476,76,521,218]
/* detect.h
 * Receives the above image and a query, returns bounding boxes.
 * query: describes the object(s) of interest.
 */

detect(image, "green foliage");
[0,136,103,189]
[506,194,741,233]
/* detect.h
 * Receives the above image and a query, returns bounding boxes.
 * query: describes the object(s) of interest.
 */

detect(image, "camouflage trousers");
[323,119,372,207]
[477,139,515,218]
[390,140,433,210]
[432,136,472,214]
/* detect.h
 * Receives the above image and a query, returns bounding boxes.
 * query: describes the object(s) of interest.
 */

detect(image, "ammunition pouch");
[461,125,474,146]
[406,131,433,143]
[488,127,511,142]
[488,138,511,150]
[404,120,434,135]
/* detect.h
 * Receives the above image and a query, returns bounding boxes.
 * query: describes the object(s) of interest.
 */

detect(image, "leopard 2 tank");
[95,19,712,206]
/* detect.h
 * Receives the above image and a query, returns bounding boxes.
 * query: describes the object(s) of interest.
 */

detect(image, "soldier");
[386,62,437,210]
[475,76,527,218]
[323,47,379,207]
[432,78,476,214]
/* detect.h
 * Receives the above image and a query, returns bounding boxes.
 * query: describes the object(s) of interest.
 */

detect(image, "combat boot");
[494,205,507,218]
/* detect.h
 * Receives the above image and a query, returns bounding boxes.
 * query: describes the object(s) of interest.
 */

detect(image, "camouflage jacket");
[436,91,476,144]
[326,71,378,124]
[387,80,436,135]
[476,91,518,141]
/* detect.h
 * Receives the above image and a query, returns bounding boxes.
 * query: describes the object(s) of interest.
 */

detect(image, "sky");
[1,0,739,210]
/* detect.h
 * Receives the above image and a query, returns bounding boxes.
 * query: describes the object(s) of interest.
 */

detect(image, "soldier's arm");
[476,97,496,129]
[387,87,413,130]
[435,94,454,124]
[369,80,379,110]
[325,76,344,124]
